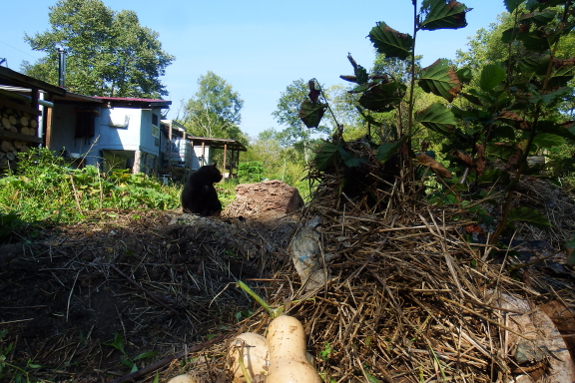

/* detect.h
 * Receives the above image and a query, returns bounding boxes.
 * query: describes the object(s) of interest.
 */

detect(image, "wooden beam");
[44,106,53,148]
[222,143,227,177]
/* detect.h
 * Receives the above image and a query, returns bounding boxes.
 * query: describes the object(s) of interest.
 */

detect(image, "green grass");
[0,148,183,237]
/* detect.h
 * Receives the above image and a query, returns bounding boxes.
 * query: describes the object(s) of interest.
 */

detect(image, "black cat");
[181,164,223,216]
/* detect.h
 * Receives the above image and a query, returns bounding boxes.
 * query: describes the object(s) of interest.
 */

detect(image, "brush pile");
[167,140,575,383]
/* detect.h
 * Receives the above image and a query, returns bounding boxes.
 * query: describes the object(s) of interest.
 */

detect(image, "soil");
[0,210,297,383]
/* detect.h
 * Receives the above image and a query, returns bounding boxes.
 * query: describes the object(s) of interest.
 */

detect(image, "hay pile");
[159,148,575,383]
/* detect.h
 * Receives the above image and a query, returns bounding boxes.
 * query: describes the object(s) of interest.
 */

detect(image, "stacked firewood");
[0,105,38,167]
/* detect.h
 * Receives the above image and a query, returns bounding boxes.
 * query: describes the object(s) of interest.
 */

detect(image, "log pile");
[0,97,40,169]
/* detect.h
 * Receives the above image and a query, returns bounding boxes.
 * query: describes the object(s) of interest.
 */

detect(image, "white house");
[48,94,171,175]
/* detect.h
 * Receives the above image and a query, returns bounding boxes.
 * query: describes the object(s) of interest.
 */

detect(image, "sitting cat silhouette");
[181,164,223,216]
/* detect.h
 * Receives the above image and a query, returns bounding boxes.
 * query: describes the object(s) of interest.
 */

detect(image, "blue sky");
[1,0,507,139]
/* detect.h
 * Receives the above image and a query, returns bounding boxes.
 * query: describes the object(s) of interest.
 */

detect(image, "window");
[151,113,159,139]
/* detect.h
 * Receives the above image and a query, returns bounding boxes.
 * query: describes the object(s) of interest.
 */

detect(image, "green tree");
[22,0,174,98]
[456,10,575,117]
[181,71,247,144]
[272,79,334,161]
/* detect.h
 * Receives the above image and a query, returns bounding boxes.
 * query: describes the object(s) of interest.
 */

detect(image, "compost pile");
[2,142,575,383]
[169,142,575,383]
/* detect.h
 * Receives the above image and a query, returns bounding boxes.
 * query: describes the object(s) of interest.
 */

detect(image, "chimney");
[58,48,66,88]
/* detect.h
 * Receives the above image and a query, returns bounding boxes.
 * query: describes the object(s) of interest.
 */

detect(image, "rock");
[488,291,575,383]
[223,180,304,220]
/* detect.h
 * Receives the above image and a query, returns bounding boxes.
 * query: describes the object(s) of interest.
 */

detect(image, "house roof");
[92,96,171,109]
[0,66,66,97]
[186,135,247,152]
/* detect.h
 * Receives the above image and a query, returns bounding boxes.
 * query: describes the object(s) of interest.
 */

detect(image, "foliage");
[238,161,265,184]
[0,329,42,383]
[181,71,247,145]
[0,148,180,229]
[272,79,331,149]
[301,0,575,245]
[22,0,174,98]
[103,333,157,373]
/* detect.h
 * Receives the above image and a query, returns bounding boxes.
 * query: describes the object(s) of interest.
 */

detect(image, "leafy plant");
[238,161,266,183]
[300,0,575,245]
[0,330,42,383]
[0,148,181,227]
[103,333,157,373]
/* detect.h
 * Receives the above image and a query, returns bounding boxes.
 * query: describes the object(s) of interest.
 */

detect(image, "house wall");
[49,104,165,174]
[192,145,211,170]
[48,103,90,159]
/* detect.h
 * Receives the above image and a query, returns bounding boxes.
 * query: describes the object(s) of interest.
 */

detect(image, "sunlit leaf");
[299,99,327,128]
[368,22,413,60]
[358,82,407,113]
[414,103,457,135]
[480,64,506,92]
[419,0,471,31]
[532,133,565,149]
[507,207,550,229]
[418,59,461,102]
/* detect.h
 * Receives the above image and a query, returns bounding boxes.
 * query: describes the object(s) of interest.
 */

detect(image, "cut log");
[6,152,15,161]
[30,119,38,128]
[2,140,14,153]
[20,116,29,126]
[9,116,17,125]
[2,117,10,129]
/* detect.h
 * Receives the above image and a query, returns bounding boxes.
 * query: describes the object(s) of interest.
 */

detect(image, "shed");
[0,66,66,170]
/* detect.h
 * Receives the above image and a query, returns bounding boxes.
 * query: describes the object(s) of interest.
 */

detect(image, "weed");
[103,333,158,373]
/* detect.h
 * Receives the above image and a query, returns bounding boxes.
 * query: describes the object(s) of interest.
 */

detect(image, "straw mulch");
[165,149,575,383]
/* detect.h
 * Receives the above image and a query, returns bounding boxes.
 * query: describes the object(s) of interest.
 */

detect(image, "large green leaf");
[480,64,506,92]
[368,22,413,60]
[526,0,565,11]
[507,207,550,229]
[520,11,556,26]
[530,86,572,104]
[418,59,461,102]
[415,103,457,135]
[337,146,366,168]
[504,0,525,13]
[376,136,408,163]
[299,99,327,128]
[547,62,575,88]
[456,66,473,84]
[532,133,566,149]
[517,30,558,52]
[358,82,407,113]
[314,142,340,171]
[419,0,470,31]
